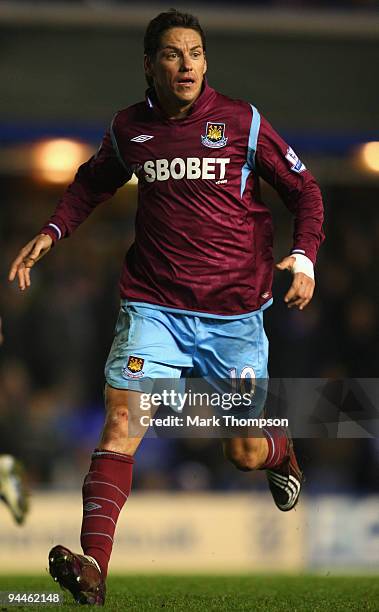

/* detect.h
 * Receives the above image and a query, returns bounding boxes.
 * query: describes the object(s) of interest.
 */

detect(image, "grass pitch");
[0,575,378,611]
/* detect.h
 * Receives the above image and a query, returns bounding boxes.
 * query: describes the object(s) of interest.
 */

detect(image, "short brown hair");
[144,9,206,60]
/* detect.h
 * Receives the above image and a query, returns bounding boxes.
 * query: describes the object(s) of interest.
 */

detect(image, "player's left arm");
[255,115,325,310]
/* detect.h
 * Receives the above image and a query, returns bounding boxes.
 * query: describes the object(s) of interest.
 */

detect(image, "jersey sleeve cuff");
[39,223,62,243]
[291,248,316,265]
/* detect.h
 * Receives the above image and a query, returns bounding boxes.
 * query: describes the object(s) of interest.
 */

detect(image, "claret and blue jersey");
[41,81,324,318]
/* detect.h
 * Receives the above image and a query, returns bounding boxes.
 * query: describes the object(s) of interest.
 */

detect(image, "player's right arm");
[8,119,132,291]
[8,233,53,291]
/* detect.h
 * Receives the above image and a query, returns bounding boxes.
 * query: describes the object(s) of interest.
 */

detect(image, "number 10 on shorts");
[229,366,256,395]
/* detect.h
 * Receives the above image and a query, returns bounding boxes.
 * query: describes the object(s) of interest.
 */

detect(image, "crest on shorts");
[201,122,228,148]
[127,356,144,373]
[122,355,145,379]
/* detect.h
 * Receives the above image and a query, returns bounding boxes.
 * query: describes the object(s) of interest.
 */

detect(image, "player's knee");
[101,406,129,449]
[105,405,129,427]
[105,387,129,423]
[104,393,130,435]
[224,447,261,471]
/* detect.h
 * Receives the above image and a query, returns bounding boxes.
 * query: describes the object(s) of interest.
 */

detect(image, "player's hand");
[276,255,315,310]
[8,234,53,291]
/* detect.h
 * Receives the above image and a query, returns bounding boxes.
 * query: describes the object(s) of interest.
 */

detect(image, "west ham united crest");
[122,355,145,379]
[201,122,228,148]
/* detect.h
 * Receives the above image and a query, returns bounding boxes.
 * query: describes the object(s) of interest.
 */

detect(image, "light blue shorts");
[104,301,269,417]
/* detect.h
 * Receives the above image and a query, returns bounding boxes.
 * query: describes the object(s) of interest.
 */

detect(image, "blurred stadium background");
[0,0,379,580]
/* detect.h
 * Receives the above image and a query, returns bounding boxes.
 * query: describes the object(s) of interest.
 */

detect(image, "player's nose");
[179,53,193,71]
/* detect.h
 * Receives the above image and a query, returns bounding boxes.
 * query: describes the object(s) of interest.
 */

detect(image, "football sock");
[80,449,134,578]
[259,427,288,469]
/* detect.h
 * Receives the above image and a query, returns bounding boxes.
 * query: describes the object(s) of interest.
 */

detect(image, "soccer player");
[9,9,324,605]
[0,454,28,525]
[0,318,29,525]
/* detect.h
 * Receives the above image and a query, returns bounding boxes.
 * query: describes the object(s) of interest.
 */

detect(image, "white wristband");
[48,223,62,240]
[291,253,314,280]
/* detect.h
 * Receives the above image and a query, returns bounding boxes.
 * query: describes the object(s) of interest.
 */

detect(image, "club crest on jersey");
[122,356,145,379]
[201,122,228,148]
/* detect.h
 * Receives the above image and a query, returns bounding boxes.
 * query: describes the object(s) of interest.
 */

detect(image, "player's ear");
[144,54,154,79]
[203,54,207,76]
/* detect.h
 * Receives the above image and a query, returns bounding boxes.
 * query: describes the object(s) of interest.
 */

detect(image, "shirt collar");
[145,79,214,120]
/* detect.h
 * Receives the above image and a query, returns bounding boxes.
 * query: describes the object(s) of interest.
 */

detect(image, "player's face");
[145,27,207,114]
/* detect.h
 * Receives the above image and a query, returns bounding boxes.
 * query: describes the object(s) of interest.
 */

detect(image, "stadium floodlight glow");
[360,141,379,173]
[31,139,92,184]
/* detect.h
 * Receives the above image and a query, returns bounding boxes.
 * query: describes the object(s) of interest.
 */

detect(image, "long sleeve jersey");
[40,82,324,317]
